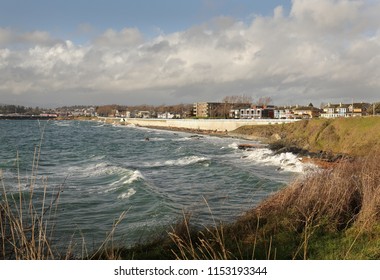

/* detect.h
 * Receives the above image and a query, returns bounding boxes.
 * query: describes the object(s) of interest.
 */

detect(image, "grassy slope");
[232,117,380,156]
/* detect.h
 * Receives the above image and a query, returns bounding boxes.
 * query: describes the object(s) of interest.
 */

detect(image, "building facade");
[292,105,321,119]
[194,102,253,118]
[231,105,275,119]
[321,102,371,118]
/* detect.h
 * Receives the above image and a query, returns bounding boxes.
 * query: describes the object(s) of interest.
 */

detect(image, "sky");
[0,0,379,107]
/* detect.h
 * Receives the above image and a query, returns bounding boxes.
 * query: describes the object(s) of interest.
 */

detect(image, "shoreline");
[120,122,338,170]
[60,116,340,169]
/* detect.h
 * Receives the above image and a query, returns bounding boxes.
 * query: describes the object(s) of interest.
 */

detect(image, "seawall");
[102,118,299,132]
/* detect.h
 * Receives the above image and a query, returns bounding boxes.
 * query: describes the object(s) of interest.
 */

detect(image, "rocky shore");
[122,121,343,170]
[90,116,356,170]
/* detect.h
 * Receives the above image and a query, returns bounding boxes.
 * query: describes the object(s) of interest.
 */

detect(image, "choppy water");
[0,120,314,251]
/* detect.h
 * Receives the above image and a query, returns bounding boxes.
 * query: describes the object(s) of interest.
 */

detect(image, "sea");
[0,119,315,252]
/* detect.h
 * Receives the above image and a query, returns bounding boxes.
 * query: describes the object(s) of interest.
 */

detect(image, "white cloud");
[1,0,380,106]
[290,0,361,31]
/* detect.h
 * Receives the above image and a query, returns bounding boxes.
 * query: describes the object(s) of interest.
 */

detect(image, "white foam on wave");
[146,156,210,167]
[91,123,105,128]
[108,170,144,187]
[243,148,316,173]
[101,170,144,194]
[228,142,239,149]
[166,156,209,166]
[55,121,71,127]
[68,162,146,195]
[68,162,111,177]
[118,188,136,199]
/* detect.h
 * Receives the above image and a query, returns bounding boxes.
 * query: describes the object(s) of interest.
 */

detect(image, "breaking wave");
[143,156,210,168]
[109,170,144,187]
[242,148,316,173]
[118,188,137,200]
[228,142,239,149]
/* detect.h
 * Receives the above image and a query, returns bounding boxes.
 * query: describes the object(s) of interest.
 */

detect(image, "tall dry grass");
[169,204,233,260]
[0,174,64,259]
[0,121,126,260]
[0,121,64,259]
[240,148,380,259]
[168,149,380,260]
[256,149,380,228]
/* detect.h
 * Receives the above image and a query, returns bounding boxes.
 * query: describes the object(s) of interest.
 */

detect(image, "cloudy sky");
[0,0,379,107]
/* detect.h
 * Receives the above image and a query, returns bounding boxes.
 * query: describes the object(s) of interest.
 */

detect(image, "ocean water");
[0,120,314,251]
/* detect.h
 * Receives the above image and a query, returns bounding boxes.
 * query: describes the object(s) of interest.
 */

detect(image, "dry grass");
[0,122,64,259]
[167,149,380,260]
[89,209,129,260]
[169,210,233,260]
[0,171,127,260]
[0,175,64,259]
[236,148,380,259]
[0,121,127,260]
[255,150,380,229]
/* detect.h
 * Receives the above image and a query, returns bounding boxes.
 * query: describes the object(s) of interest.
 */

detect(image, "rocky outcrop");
[237,143,267,150]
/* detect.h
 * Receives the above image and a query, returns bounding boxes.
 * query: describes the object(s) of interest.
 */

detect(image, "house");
[157,112,176,119]
[274,106,295,119]
[136,111,151,118]
[239,108,262,119]
[321,103,350,118]
[292,105,321,119]
[321,102,371,118]
[350,103,371,117]
[233,105,275,119]
[228,103,253,118]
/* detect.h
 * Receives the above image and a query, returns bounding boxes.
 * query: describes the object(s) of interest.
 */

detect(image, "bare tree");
[256,96,272,106]
[222,95,253,104]
[96,105,117,117]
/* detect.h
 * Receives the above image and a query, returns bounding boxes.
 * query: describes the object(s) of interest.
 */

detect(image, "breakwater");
[103,118,299,132]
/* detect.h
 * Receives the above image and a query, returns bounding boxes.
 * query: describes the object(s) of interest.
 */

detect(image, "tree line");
[0,105,43,115]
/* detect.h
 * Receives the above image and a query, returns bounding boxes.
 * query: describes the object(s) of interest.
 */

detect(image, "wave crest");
[118,188,136,199]
[144,156,210,168]
[243,148,316,173]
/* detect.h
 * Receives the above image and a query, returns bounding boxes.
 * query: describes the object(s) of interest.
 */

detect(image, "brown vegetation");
[165,149,380,260]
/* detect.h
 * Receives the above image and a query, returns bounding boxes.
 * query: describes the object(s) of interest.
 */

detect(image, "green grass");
[232,117,380,156]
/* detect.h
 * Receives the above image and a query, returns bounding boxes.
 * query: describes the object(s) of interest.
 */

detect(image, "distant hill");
[232,117,380,156]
